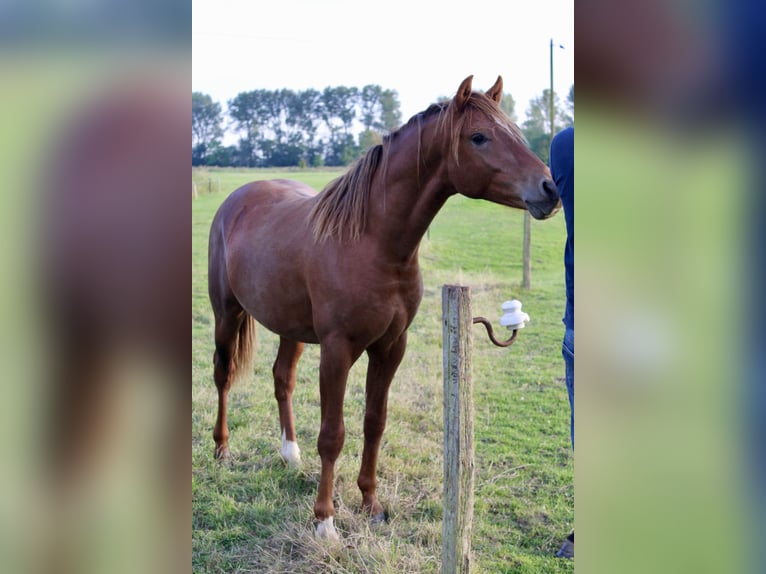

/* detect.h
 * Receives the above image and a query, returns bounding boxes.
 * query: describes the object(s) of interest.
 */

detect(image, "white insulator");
[499,299,530,330]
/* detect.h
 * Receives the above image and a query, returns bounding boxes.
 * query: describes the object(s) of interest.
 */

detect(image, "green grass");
[192,167,573,573]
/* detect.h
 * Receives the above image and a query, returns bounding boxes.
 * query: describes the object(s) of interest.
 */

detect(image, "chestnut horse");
[208,75,560,540]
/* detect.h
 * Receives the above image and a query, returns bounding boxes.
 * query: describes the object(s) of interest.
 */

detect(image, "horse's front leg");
[313,336,359,541]
[357,334,407,523]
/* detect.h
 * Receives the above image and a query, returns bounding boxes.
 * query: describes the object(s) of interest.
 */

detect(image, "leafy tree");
[291,89,322,164]
[264,89,288,144]
[359,85,383,132]
[499,92,518,123]
[204,83,403,167]
[233,136,256,168]
[205,144,237,167]
[320,86,359,165]
[358,129,382,153]
[521,89,572,164]
[335,86,358,136]
[565,84,574,125]
[259,89,305,166]
[192,92,223,165]
[228,90,271,166]
[357,85,398,154]
[324,133,358,167]
[379,89,402,130]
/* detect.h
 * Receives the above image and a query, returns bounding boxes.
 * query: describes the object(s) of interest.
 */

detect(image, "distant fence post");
[522,212,531,290]
[193,181,198,200]
[442,285,474,574]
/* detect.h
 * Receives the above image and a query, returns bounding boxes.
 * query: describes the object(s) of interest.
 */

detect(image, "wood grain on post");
[442,285,474,574]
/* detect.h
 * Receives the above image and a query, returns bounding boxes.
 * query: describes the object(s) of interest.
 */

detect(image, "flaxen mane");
[308,92,523,243]
[308,142,385,243]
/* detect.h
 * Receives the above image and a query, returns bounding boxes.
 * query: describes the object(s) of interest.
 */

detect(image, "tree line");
[193,84,573,168]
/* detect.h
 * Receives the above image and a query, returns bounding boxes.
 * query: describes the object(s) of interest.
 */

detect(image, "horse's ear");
[486,75,503,104]
[455,75,474,111]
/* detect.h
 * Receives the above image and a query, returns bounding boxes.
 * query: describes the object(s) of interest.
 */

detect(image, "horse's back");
[211,178,314,240]
[234,178,317,201]
[216,179,316,221]
[208,179,318,340]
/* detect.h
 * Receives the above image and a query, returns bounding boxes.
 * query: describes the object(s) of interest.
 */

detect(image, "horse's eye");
[471,133,488,146]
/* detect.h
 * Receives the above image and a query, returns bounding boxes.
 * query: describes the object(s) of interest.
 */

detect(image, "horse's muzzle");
[525,178,561,220]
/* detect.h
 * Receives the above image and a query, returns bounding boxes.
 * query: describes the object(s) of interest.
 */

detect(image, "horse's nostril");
[542,179,558,199]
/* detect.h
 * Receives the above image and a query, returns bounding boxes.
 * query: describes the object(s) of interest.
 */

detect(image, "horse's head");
[442,75,561,220]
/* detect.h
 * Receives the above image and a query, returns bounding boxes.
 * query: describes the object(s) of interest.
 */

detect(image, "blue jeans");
[562,328,574,450]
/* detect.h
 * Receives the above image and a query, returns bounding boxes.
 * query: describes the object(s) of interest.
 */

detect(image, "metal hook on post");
[472,317,519,347]
[472,299,529,348]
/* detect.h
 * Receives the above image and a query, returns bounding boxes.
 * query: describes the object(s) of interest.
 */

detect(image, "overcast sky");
[193,0,574,126]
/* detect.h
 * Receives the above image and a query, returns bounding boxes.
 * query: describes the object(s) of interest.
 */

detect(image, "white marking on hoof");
[315,517,339,541]
[280,429,301,467]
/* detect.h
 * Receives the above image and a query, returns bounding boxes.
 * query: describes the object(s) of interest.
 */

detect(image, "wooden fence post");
[442,285,474,574]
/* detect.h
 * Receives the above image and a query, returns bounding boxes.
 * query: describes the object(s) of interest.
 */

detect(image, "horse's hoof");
[214,446,231,462]
[370,511,388,526]
[315,517,340,541]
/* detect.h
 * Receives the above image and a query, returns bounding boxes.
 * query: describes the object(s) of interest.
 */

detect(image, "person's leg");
[562,328,574,449]
[556,327,574,559]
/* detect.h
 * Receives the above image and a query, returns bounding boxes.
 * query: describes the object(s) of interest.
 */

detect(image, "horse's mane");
[308,92,524,243]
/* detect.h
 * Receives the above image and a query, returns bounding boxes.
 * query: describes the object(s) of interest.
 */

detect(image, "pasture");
[192,167,573,573]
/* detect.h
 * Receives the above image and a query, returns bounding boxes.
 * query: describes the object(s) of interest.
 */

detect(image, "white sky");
[193,0,573,130]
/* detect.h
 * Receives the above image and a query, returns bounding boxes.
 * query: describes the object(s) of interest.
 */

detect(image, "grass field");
[192,167,573,573]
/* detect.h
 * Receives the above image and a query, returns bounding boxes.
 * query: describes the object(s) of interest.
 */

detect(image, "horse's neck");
[368,131,453,261]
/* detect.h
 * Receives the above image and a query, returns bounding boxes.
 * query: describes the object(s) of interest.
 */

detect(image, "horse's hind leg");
[273,337,304,467]
[212,308,247,460]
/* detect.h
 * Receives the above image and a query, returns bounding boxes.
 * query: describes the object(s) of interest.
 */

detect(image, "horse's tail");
[209,200,257,385]
[230,313,257,384]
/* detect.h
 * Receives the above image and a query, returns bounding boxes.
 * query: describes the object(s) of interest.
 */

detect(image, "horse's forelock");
[466,93,527,144]
[441,91,526,163]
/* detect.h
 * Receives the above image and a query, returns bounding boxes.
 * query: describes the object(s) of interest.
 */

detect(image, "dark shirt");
[550,127,574,331]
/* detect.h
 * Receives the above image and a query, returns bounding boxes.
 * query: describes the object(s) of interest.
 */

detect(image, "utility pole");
[524,39,559,291]
[550,38,555,143]
[522,39,556,291]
